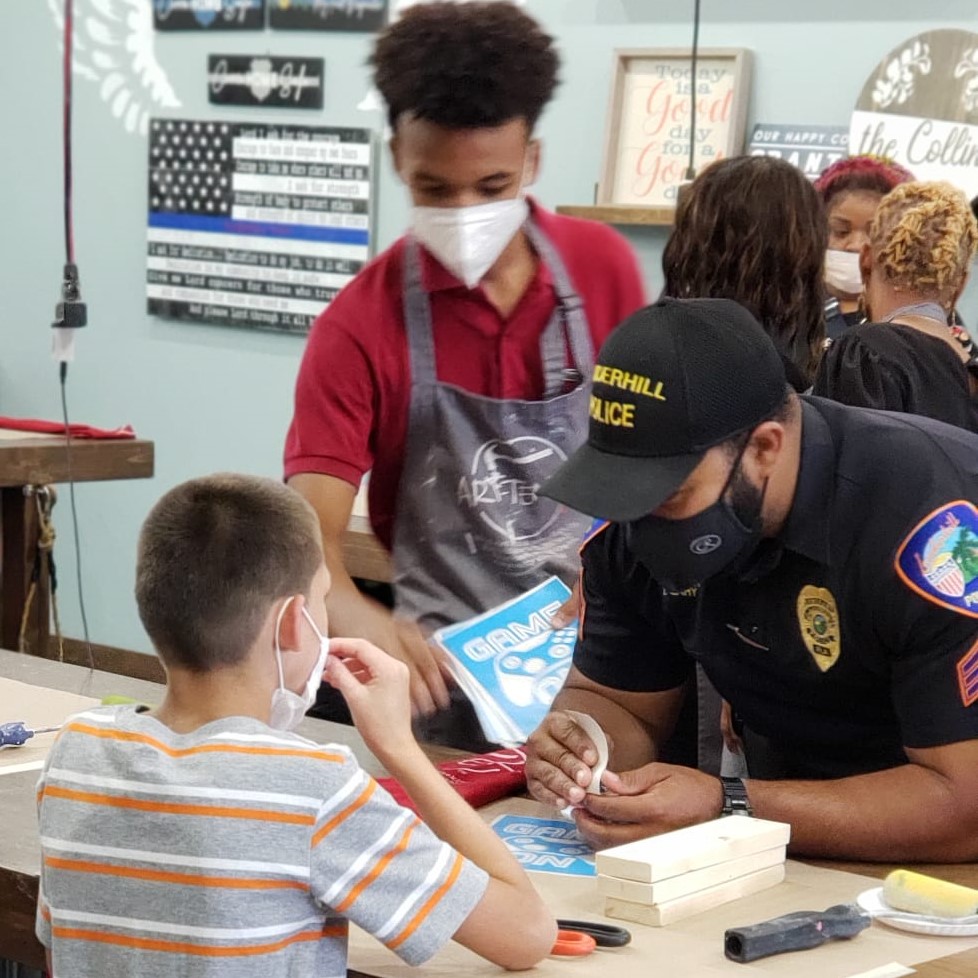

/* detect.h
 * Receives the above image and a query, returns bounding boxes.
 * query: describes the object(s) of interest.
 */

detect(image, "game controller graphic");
[492,626,578,709]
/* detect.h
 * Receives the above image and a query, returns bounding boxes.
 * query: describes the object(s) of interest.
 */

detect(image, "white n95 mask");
[824,249,864,295]
[411,196,530,289]
[269,598,330,732]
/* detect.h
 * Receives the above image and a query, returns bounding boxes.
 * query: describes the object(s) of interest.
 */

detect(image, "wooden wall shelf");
[556,204,675,227]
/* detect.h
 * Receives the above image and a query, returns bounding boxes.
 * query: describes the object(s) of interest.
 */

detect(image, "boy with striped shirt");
[36,474,555,976]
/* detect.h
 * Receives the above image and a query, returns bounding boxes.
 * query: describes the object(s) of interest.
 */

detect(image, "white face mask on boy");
[411,191,530,289]
[269,598,330,732]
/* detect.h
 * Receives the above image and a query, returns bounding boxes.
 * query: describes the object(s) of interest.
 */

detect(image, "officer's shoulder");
[814,399,978,571]
[813,397,978,489]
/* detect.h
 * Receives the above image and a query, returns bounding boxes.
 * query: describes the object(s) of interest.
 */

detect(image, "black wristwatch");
[720,777,753,817]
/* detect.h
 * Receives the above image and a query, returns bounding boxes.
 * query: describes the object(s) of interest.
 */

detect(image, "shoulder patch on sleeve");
[894,501,978,618]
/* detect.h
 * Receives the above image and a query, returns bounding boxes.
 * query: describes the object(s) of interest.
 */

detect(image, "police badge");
[797,585,841,672]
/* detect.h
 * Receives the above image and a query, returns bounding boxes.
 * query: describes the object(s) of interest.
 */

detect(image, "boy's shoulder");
[45,706,359,795]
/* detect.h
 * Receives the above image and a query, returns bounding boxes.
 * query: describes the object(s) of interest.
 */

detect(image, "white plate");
[857,887,978,936]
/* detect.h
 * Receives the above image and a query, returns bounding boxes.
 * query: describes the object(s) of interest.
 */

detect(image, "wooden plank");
[915,948,978,977]
[0,437,154,487]
[596,816,791,883]
[555,204,675,226]
[51,637,166,685]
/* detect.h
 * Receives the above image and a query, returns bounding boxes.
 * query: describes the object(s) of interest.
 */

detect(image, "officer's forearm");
[745,757,978,862]
[550,687,657,771]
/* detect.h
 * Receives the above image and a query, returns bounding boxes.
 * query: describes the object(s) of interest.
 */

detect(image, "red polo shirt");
[284,201,646,551]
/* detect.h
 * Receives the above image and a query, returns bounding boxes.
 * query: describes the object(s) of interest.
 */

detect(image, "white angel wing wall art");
[47,0,182,137]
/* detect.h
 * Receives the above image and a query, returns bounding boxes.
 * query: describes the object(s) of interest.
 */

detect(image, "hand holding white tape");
[559,711,610,818]
[564,710,609,793]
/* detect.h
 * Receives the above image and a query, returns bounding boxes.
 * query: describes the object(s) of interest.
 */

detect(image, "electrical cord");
[55,0,94,670]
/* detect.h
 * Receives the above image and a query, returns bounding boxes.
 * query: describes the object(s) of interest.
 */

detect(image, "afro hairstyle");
[370,2,559,131]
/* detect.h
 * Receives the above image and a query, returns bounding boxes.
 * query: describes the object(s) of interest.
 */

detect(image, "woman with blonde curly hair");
[813,181,978,432]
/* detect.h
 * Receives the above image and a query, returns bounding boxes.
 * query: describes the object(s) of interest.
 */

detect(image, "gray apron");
[393,218,595,636]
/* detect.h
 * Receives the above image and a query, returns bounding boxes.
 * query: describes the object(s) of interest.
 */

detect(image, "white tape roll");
[565,710,609,794]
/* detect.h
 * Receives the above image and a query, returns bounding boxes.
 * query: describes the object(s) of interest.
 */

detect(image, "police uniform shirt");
[575,397,978,780]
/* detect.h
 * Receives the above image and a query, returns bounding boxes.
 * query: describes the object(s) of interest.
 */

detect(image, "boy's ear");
[274,595,306,654]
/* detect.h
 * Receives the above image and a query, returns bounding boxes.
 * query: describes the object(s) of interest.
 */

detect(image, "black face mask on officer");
[625,438,767,591]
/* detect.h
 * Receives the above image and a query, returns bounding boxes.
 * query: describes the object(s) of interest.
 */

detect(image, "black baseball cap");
[542,297,788,522]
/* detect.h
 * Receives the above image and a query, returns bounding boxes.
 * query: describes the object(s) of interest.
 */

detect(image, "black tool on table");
[724,903,871,963]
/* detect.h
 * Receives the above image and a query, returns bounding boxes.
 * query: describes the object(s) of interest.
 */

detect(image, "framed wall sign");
[748,123,849,180]
[207,55,325,109]
[268,0,389,32]
[850,29,978,197]
[597,48,752,209]
[153,0,265,31]
[146,119,375,334]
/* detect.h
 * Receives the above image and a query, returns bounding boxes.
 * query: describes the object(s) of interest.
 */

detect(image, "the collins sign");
[849,29,978,197]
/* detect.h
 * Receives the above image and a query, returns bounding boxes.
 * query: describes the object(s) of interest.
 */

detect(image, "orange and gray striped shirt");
[35,706,487,977]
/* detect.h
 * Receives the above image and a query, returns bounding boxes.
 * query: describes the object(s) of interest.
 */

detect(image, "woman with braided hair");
[814,156,915,339]
[813,181,978,432]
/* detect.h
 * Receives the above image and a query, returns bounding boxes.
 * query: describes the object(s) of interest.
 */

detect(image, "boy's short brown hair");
[135,474,323,671]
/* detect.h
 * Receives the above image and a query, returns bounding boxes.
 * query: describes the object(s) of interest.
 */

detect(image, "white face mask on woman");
[269,598,330,732]
[411,194,530,289]
[824,249,864,295]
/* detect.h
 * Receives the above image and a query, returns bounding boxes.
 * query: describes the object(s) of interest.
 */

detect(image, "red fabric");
[0,417,135,440]
[284,199,647,549]
[376,747,527,814]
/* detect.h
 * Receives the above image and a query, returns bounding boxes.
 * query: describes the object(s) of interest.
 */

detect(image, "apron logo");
[690,534,722,555]
[895,501,978,618]
[457,437,568,543]
[797,585,841,672]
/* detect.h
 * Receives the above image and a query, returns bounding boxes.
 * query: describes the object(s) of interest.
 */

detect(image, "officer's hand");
[572,763,724,850]
[391,619,453,718]
[325,637,414,757]
[525,710,604,808]
[551,579,581,629]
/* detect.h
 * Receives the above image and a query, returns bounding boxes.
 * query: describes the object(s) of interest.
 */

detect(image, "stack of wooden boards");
[596,817,791,926]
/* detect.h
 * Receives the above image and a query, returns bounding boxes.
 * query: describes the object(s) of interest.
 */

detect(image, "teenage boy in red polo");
[285,2,645,746]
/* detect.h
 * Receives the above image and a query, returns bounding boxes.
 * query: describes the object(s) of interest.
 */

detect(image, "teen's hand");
[325,637,414,755]
[572,763,724,849]
[525,710,604,808]
[551,579,581,629]
[391,619,453,718]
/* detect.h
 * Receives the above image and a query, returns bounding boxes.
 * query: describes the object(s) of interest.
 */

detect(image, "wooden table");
[0,434,154,658]
[2,649,976,978]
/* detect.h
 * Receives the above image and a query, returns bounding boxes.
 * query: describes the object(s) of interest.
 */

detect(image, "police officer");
[526,297,978,861]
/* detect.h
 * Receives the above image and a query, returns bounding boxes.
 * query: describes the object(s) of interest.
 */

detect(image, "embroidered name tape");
[895,501,978,618]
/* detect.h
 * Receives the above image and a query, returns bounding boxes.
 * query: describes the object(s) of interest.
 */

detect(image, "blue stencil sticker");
[895,501,978,618]
[491,814,595,877]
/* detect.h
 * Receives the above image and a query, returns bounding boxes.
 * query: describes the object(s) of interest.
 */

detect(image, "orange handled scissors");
[551,919,631,956]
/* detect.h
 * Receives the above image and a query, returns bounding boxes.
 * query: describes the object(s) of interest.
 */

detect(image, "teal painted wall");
[2,1,977,655]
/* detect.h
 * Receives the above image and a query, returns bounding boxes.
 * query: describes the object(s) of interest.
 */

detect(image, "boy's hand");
[324,637,415,757]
